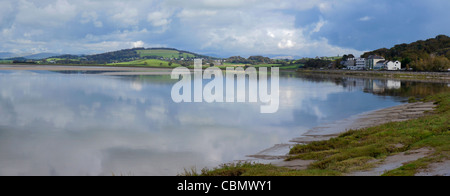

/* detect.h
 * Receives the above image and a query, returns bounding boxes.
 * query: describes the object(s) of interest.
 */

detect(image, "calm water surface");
[0,70,448,175]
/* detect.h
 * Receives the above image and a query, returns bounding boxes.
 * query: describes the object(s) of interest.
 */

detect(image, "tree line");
[362,35,450,71]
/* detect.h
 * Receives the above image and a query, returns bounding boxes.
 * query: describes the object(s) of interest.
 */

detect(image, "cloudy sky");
[0,0,449,57]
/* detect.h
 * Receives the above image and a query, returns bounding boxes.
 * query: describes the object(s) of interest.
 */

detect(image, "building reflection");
[288,72,449,99]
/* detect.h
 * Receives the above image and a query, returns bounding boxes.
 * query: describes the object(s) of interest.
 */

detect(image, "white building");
[374,60,402,70]
[374,60,386,70]
[344,59,356,69]
[355,58,366,70]
[386,61,401,71]
[366,55,385,70]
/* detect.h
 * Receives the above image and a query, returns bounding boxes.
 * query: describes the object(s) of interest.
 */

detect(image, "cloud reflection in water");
[0,71,405,175]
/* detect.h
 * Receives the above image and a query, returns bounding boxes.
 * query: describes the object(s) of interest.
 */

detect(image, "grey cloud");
[1,0,448,57]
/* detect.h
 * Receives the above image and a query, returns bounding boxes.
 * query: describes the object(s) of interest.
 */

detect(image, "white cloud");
[147,10,173,33]
[278,39,296,49]
[112,8,139,27]
[16,0,78,27]
[132,41,145,48]
[81,11,103,28]
[359,16,372,21]
[312,19,327,33]
[0,0,369,56]
[177,10,217,18]
[0,1,14,23]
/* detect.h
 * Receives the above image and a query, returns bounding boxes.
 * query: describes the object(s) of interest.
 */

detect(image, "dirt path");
[348,148,434,176]
[416,160,450,176]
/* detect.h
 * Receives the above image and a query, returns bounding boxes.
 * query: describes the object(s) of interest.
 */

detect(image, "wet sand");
[247,101,438,172]
[348,148,434,176]
[291,102,436,144]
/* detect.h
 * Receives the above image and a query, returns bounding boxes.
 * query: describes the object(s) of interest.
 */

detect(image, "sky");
[0,0,449,57]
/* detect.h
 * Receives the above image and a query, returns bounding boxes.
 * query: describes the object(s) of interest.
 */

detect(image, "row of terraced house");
[343,55,402,71]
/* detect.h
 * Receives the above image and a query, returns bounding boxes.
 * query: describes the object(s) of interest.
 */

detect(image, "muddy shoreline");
[246,101,438,172]
[297,70,450,83]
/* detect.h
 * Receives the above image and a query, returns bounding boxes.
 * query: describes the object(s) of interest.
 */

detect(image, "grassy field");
[222,62,247,66]
[108,59,181,67]
[0,60,13,64]
[221,63,303,70]
[45,58,66,61]
[252,64,282,68]
[42,58,80,63]
[136,49,196,59]
[187,92,450,176]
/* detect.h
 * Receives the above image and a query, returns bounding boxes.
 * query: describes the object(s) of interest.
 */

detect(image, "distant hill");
[362,35,450,71]
[1,52,61,60]
[48,48,214,64]
[23,53,61,60]
[0,52,18,59]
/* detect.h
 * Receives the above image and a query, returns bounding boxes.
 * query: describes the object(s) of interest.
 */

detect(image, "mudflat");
[292,102,436,144]
[248,101,439,173]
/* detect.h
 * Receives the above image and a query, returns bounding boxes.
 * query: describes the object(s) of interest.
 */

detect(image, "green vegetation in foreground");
[194,92,450,176]
[181,162,340,176]
[108,59,181,67]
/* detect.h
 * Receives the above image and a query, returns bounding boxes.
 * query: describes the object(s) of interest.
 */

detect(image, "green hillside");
[108,59,181,67]
[362,35,450,71]
[137,49,197,59]
[41,48,212,65]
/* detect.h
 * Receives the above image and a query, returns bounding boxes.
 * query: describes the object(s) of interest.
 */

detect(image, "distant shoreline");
[2,64,450,79]
[297,69,450,82]
[0,64,174,71]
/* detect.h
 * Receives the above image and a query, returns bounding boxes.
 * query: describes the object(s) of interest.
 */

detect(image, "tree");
[401,57,412,69]
[342,54,348,61]
[362,35,450,71]
[410,55,450,71]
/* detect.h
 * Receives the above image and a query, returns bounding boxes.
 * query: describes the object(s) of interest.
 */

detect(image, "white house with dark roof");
[374,60,402,70]
[386,61,401,70]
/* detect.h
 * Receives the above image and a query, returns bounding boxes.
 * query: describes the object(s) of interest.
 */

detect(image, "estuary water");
[0,70,448,176]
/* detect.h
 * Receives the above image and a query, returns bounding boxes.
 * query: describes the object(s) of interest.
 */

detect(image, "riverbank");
[297,70,450,82]
[0,64,173,72]
[2,64,450,81]
[193,92,450,176]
